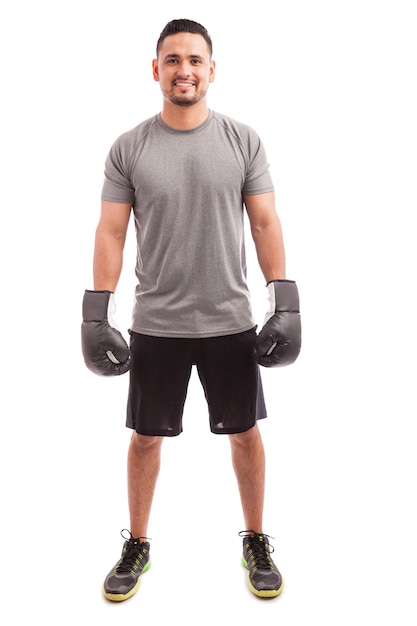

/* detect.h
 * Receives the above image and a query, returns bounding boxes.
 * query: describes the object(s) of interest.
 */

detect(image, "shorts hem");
[210,419,260,435]
[127,425,183,437]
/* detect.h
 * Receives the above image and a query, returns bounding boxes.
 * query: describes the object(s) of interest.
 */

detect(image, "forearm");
[93,229,125,292]
[251,218,286,282]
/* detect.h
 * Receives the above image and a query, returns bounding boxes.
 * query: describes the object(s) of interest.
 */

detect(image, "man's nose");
[177,61,192,75]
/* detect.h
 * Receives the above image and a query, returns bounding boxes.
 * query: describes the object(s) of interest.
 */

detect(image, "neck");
[160,100,210,130]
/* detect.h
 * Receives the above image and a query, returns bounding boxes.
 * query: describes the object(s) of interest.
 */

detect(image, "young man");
[81,19,301,600]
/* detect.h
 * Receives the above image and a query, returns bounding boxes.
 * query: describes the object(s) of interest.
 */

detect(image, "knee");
[130,431,164,452]
[229,424,260,448]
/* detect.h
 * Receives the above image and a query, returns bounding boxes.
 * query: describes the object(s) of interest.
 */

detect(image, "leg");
[229,423,265,533]
[128,431,164,538]
[103,431,161,601]
[230,425,284,598]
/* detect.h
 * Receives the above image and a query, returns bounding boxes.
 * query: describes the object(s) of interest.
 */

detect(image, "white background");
[1,0,416,623]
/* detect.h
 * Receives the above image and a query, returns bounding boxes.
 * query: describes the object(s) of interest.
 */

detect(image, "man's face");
[152,32,215,107]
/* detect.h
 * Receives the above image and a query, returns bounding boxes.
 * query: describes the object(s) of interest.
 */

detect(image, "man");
[81,18,301,601]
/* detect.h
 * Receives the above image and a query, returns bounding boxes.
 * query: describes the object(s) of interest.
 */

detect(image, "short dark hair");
[156,19,213,57]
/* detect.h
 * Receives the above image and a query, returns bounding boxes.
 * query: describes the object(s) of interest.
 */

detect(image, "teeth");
[175,82,194,87]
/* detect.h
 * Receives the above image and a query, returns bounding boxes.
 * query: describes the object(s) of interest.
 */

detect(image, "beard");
[162,84,208,107]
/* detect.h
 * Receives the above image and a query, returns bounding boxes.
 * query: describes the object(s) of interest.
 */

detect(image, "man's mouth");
[173,81,196,88]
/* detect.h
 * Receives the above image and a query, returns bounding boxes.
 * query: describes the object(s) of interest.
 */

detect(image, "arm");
[244,191,286,282]
[245,191,301,367]
[81,200,133,376]
[93,200,132,291]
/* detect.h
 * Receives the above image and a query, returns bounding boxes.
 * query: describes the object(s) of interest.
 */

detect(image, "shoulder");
[105,116,159,169]
[110,115,158,150]
[211,111,263,153]
[212,111,260,140]
[211,111,266,167]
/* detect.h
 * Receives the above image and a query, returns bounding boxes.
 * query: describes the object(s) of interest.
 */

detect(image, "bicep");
[96,200,132,242]
[244,192,280,233]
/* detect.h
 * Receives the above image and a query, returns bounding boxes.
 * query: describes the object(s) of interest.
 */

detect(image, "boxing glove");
[256,280,301,367]
[81,290,131,376]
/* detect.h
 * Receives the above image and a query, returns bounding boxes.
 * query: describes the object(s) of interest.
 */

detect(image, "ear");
[209,60,216,82]
[152,58,159,82]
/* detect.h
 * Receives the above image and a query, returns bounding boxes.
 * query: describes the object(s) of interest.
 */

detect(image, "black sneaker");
[239,531,283,598]
[103,529,151,601]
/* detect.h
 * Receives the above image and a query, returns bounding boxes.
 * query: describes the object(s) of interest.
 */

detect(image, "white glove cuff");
[264,282,277,324]
[107,293,120,331]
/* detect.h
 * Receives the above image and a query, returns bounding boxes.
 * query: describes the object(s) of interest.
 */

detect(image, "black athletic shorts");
[126,328,267,436]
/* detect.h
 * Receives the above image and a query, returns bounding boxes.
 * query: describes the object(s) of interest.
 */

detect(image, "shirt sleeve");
[242,130,274,196]
[101,136,135,204]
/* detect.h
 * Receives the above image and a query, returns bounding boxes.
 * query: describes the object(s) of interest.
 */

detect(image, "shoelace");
[239,530,275,569]
[115,529,151,574]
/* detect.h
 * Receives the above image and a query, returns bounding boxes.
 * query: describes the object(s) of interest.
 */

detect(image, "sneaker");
[103,529,151,601]
[239,530,283,598]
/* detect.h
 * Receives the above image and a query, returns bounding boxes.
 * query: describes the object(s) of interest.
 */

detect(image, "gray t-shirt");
[101,110,274,338]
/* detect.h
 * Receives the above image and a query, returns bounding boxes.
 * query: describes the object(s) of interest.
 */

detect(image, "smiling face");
[152,32,215,108]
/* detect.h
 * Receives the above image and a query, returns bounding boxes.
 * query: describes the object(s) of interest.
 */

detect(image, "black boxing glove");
[256,280,301,367]
[81,290,131,376]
